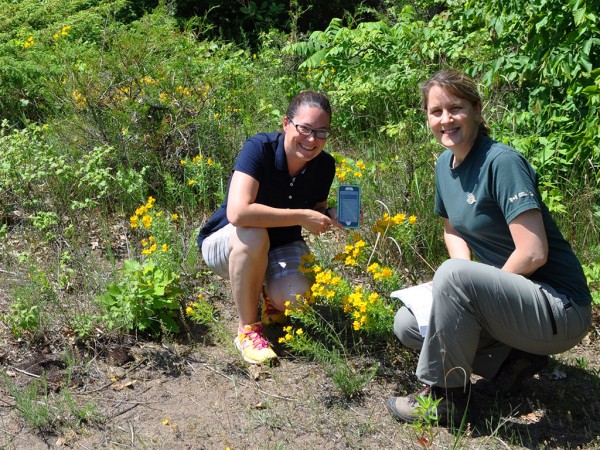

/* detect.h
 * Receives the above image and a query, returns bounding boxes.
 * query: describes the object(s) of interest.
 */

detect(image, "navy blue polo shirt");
[197,132,336,249]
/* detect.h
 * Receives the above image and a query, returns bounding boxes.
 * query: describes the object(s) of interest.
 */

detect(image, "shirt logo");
[509,191,533,203]
[466,193,476,204]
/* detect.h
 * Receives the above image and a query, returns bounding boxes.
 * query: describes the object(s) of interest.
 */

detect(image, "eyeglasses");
[287,117,332,140]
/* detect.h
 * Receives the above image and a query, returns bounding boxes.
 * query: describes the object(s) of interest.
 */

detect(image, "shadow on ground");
[470,358,600,448]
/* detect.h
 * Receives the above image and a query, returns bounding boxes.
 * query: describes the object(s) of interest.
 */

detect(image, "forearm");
[501,248,546,276]
[227,203,313,228]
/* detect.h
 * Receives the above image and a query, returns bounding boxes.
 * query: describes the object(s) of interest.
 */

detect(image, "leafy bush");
[97,258,182,336]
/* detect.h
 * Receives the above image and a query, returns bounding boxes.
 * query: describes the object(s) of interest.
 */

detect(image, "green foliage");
[185,293,232,344]
[1,266,56,339]
[3,297,42,338]
[2,370,103,433]
[0,122,147,219]
[173,152,226,210]
[97,258,183,335]
[283,12,429,134]
[0,0,137,125]
[465,0,600,188]
[583,262,600,305]
[407,393,442,445]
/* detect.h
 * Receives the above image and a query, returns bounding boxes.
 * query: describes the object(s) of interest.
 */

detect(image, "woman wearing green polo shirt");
[387,70,592,425]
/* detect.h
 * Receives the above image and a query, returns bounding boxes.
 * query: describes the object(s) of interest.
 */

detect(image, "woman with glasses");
[197,91,340,364]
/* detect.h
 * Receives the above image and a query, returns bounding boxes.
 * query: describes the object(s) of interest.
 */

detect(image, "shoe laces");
[262,289,279,315]
[240,325,270,350]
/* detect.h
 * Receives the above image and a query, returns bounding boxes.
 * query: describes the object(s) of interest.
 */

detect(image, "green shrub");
[97,258,182,336]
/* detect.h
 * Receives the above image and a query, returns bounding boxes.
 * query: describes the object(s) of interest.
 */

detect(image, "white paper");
[391,281,433,337]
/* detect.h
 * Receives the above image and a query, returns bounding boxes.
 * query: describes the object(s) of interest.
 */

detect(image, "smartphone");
[337,185,360,228]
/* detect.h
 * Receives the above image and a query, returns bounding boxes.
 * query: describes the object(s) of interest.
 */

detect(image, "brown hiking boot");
[475,349,549,397]
[386,384,470,426]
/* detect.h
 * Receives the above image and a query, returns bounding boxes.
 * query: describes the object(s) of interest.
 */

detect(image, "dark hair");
[419,69,490,135]
[286,91,332,120]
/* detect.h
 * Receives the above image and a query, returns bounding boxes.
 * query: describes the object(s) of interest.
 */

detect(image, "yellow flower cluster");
[72,89,87,108]
[371,212,417,234]
[304,267,341,303]
[176,85,192,96]
[23,36,35,48]
[185,294,205,318]
[129,196,175,257]
[130,196,156,229]
[226,105,242,113]
[334,234,366,266]
[336,158,365,181]
[366,262,393,280]
[305,62,336,88]
[342,285,380,331]
[181,154,214,166]
[180,154,216,187]
[278,326,304,344]
[53,25,72,41]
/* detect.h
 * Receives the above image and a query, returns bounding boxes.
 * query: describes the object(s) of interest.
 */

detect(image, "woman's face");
[426,85,482,157]
[283,105,331,166]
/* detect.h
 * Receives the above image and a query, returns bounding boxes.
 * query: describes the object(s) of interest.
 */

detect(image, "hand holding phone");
[337,185,360,228]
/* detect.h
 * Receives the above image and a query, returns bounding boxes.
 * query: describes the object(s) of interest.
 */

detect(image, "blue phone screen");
[338,186,360,227]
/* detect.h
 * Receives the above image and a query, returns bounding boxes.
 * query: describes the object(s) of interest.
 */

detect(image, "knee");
[393,306,423,350]
[232,227,269,255]
[432,258,471,293]
[267,274,311,310]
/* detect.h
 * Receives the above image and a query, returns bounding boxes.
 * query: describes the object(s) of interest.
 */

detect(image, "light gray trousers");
[394,259,592,388]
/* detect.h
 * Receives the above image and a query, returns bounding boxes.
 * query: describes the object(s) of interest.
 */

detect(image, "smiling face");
[426,84,482,163]
[283,105,331,174]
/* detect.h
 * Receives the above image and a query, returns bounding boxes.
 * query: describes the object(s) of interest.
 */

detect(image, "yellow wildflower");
[380,267,393,278]
[367,263,380,274]
[142,215,152,228]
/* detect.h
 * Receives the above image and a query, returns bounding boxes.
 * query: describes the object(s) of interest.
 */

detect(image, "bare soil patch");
[1,291,600,450]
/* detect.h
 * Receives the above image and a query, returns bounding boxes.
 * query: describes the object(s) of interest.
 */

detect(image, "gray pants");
[394,259,592,388]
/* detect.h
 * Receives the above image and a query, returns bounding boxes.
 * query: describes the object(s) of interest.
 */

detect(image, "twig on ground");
[195,360,295,401]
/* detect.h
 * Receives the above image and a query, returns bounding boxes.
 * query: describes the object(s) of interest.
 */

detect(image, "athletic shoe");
[234,322,277,364]
[260,288,287,325]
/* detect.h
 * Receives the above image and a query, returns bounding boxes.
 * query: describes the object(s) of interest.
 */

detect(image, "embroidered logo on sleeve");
[508,191,534,203]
